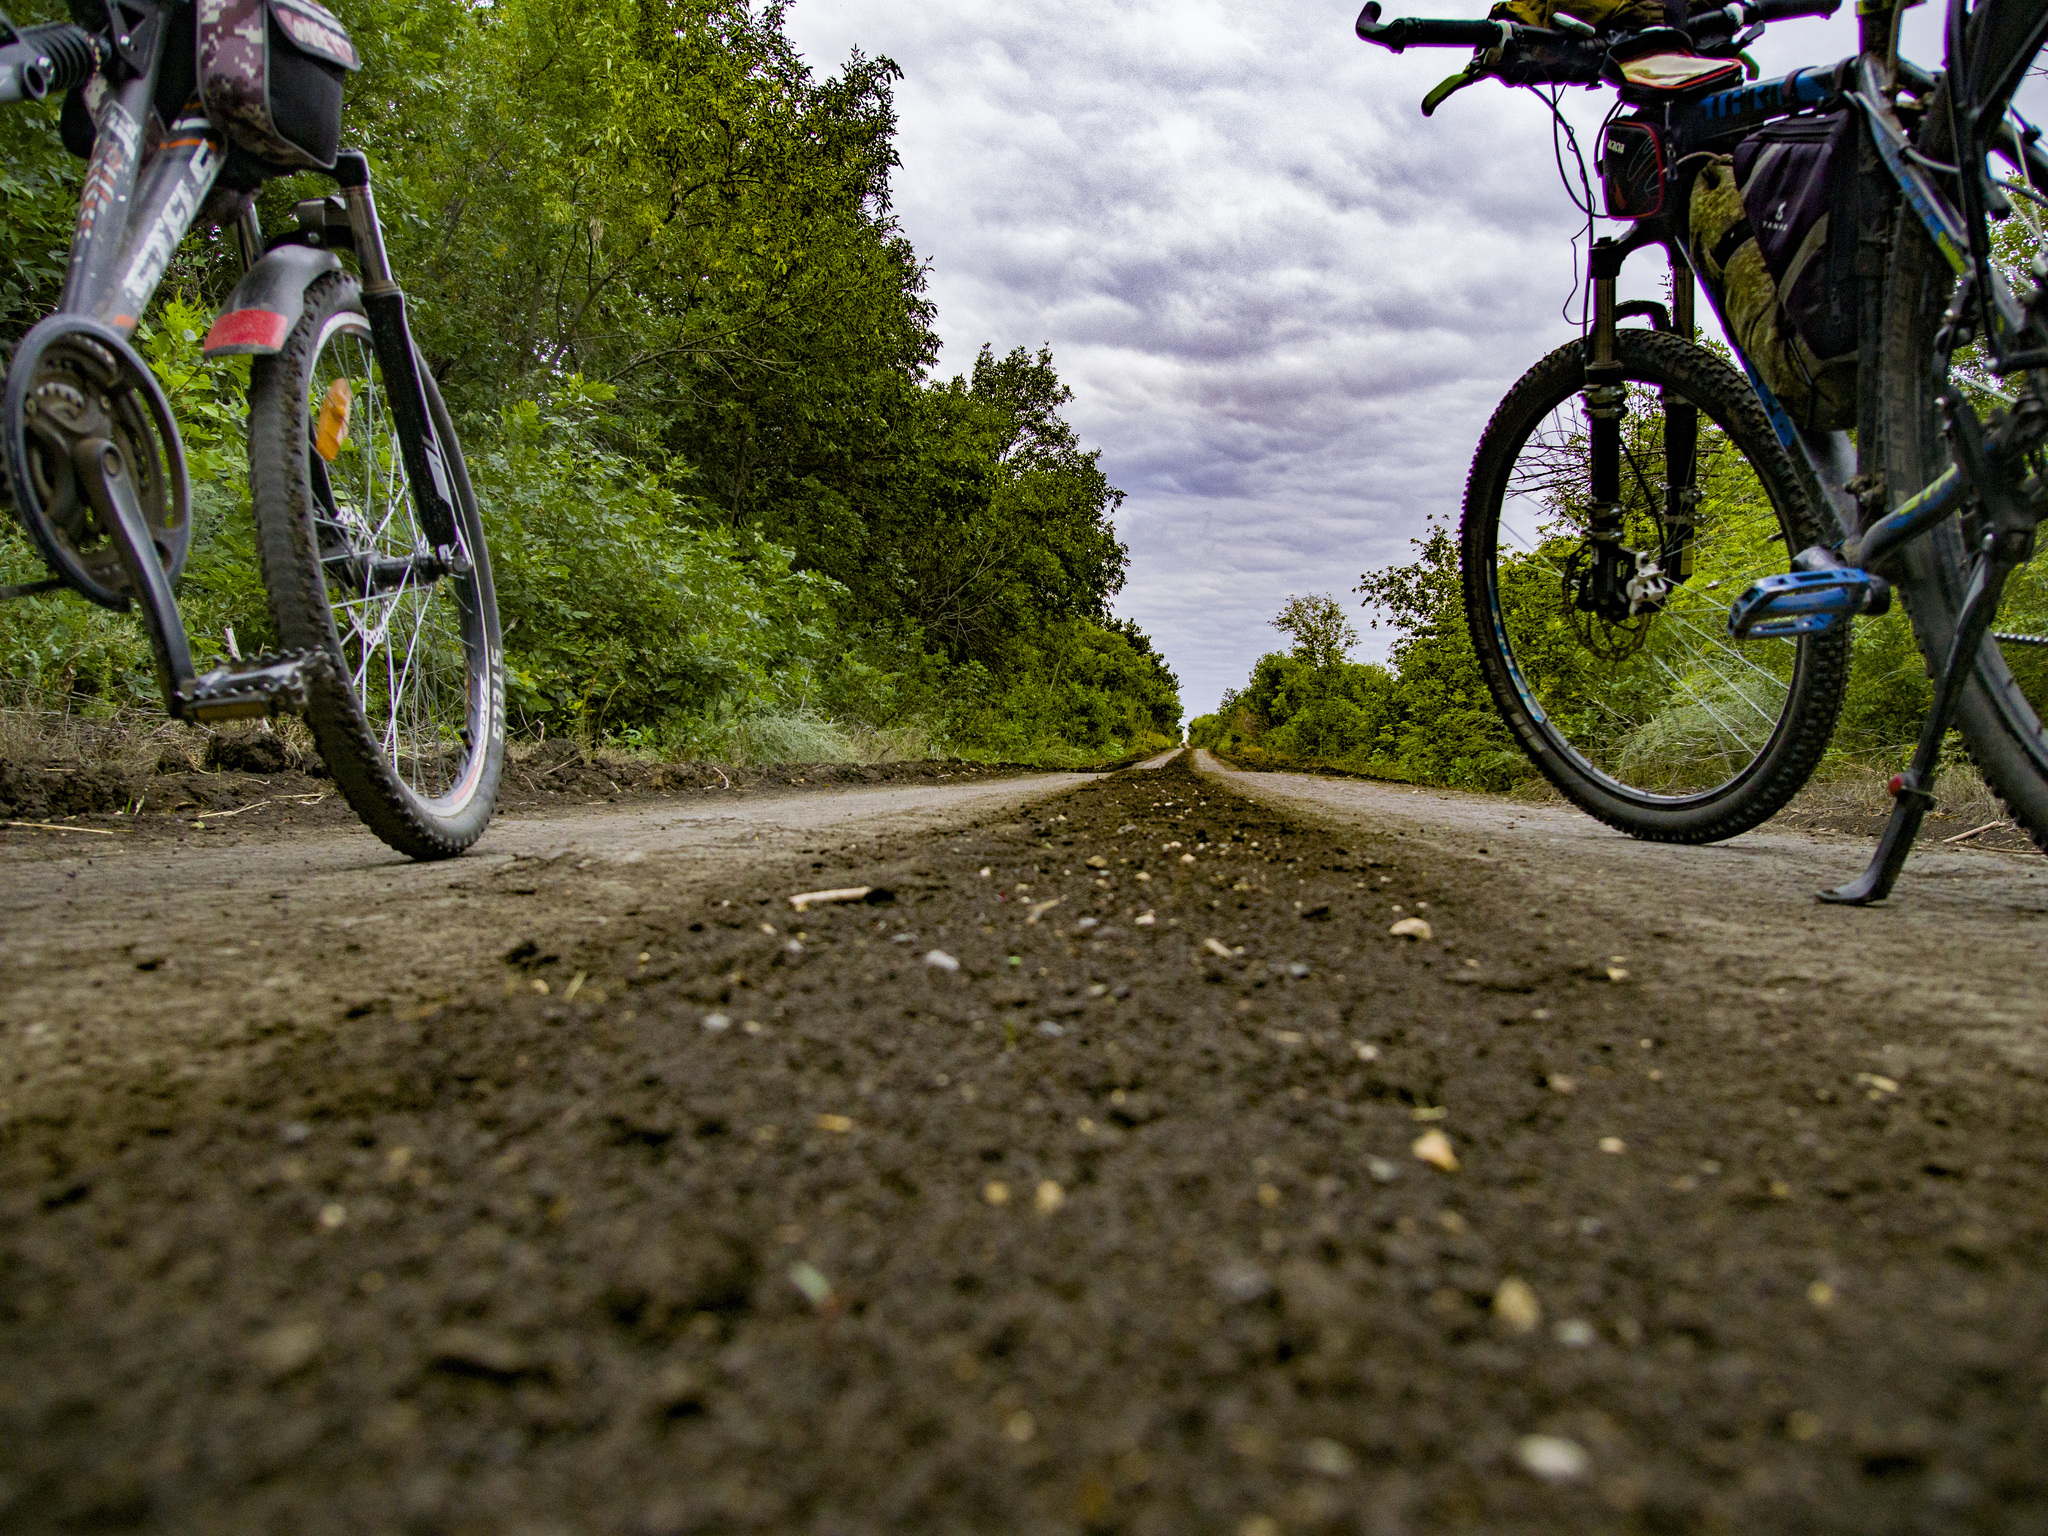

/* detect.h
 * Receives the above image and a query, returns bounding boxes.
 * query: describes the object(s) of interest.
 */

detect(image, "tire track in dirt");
[2,751,2045,1534]
[1197,750,2048,1073]
[0,773,1093,1115]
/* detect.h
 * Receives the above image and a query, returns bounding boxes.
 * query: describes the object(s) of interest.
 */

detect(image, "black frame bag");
[1732,109,1861,366]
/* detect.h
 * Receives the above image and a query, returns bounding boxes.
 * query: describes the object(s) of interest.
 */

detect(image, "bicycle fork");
[1574,238,1697,620]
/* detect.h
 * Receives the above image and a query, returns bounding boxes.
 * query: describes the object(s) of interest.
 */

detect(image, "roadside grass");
[0,682,1155,780]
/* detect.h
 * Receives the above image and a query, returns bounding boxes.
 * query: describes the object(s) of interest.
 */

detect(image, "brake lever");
[1423,67,1482,115]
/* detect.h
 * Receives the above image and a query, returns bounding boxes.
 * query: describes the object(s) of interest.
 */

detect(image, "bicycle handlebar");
[1355,0,1842,62]
[1353,5,1503,51]
[0,23,105,106]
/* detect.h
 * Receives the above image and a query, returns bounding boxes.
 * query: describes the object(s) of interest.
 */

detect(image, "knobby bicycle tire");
[248,272,505,859]
[1876,74,2048,853]
[1462,327,1850,841]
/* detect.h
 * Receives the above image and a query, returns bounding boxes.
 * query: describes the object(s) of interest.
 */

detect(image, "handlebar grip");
[0,23,103,105]
[1746,0,1842,20]
[1355,3,1501,51]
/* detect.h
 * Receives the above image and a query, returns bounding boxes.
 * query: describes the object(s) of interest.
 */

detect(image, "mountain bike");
[1357,0,2048,901]
[0,1,503,859]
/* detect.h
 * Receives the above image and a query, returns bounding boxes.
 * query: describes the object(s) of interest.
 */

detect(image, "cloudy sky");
[783,0,1896,717]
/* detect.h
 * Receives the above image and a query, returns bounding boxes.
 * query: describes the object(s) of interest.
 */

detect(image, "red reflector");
[1887,774,1906,797]
[203,308,291,356]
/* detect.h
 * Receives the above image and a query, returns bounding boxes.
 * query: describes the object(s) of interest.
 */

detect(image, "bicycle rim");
[1465,330,1844,837]
[305,311,493,814]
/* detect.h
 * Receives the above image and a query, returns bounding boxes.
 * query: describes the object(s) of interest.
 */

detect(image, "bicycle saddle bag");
[1732,110,1861,364]
[198,0,361,171]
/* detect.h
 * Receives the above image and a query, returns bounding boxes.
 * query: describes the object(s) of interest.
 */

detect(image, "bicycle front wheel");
[249,272,505,859]
[1462,328,1849,841]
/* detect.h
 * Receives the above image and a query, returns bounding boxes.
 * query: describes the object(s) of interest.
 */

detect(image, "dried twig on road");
[1942,818,2011,845]
[4,820,114,836]
[191,794,326,822]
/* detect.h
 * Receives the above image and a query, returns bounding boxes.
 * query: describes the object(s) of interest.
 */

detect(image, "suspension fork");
[1572,238,1638,620]
[332,151,461,554]
[1660,249,1699,582]
[1586,238,1627,534]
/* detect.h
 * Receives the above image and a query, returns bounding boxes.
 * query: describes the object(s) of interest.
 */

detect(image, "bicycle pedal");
[1727,568,1881,640]
[180,650,327,723]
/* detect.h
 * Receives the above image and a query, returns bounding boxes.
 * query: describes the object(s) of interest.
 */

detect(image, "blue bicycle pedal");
[1727,568,1881,640]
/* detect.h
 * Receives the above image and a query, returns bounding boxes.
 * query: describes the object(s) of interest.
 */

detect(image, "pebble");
[430,1328,528,1379]
[924,950,961,972]
[703,1013,731,1033]
[1302,1438,1355,1477]
[815,1114,854,1133]
[1493,1277,1542,1334]
[279,1121,312,1145]
[1211,1258,1272,1304]
[1388,917,1433,941]
[1515,1434,1590,1481]
[1035,1180,1066,1215]
[1085,855,1109,869]
[318,1203,347,1229]
[788,1262,834,1308]
[1366,1156,1399,1182]
[1411,1129,1458,1172]
[1598,1136,1626,1154]
[1036,1021,1065,1037]
[1203,938,1234,958]
[248,1321,323,1381]
[1180,853,1196,865]
[1136,911,1156,926]
[984,1181,1011,1206]
[1554,1318,1596,1347]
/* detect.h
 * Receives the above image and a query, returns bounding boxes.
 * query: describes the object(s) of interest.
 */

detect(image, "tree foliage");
[0,0,1180,761]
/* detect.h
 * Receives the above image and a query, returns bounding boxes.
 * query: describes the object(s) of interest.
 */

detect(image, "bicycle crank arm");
[72,434,197,706]
[72,436,325,723]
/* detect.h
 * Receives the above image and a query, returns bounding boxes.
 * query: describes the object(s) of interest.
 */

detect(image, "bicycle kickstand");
[1822,465,2038,905]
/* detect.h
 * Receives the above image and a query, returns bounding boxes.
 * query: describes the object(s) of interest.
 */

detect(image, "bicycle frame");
[1,0,456,725]
[1359,0,2048,899]
[1559,1,2048,898]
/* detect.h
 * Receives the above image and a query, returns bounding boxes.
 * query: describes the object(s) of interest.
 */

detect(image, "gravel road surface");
[2,750,2043,1535]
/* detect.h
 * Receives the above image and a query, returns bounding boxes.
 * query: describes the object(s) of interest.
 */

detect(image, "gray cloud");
[787,0,1870,714]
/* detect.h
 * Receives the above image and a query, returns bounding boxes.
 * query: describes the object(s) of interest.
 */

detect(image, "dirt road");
[2,750,2044,1535]
[1196,750,2048,1075]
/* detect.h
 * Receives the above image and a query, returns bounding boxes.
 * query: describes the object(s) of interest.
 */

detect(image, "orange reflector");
[315,376,354,462]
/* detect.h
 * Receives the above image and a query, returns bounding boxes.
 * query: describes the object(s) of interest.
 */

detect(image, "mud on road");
[3,752,2046,1535]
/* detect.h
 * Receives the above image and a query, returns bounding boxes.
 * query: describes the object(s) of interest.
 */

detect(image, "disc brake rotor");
[1562,541,1653,660]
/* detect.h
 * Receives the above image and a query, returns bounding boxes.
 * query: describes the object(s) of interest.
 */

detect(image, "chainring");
[2,314,190,611]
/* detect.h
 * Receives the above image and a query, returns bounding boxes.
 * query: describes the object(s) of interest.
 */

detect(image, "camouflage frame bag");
[198,0,361,171]
[1688,116,1859,434]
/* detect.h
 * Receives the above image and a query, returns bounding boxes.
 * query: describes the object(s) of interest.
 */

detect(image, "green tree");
[1270,592,1358,671]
